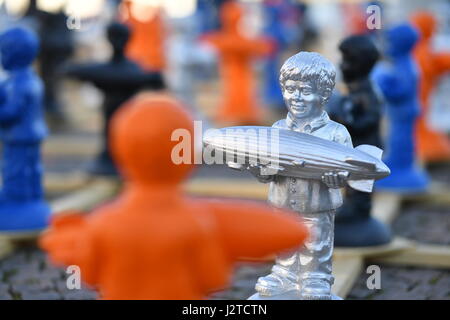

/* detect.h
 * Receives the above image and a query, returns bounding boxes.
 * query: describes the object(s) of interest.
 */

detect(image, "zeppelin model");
[203,126,390,193]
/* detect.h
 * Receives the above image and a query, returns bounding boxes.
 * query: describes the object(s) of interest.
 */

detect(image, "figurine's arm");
[375,72,410,101]
[61,63,165,90]
[248,37,275,57]
[238,164,275,183]
[201,34,273,57]
[59,63,96,81]
[206,199,308,259]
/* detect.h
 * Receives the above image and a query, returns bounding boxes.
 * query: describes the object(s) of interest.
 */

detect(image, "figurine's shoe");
[375,167,429,194]
[334,217,391,247]
[0,199,51,233]
[254,273,298,297]
[300,279,332,300]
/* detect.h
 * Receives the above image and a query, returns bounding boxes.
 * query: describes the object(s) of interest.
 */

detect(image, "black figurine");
[62,23,165,176]
[330,35,391,247]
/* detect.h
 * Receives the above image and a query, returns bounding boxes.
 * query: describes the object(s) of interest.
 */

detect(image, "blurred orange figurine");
[120,0,165,71]
[411,12,450,163]
[39,93,308,300]
[203,1,273,125]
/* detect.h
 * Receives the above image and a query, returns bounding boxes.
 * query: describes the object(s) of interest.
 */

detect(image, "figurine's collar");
[286,111,329,133]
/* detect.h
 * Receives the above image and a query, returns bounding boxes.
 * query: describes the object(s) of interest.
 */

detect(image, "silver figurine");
[204,52,389,300]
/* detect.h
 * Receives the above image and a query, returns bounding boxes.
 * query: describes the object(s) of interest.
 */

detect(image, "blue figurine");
[372,23,429,193]
[262,1,289,113]
[0,27,50,232]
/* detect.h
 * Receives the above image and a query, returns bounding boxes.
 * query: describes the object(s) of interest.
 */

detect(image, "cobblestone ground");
[0,167,449,300]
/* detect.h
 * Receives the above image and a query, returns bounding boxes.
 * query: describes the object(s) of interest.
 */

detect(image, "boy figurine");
[248,52,352,300]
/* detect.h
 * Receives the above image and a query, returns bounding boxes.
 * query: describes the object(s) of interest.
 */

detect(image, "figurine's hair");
[279,52,336,104]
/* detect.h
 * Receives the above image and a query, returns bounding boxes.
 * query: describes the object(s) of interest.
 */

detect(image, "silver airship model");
[203,126,390,193]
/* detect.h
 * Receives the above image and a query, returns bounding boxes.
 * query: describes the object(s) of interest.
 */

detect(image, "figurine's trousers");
[1,143,44,200]
[273,210,335,287]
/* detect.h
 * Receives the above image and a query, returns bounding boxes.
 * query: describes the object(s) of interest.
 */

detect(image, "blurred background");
[0,0,449,300]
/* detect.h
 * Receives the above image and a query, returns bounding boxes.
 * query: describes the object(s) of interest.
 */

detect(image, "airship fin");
[345,158,376,170]
[348,179,374,193]
[355,145,383,159]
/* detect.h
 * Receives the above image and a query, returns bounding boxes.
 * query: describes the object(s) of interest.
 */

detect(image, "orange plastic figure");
[39,93,308,300]
[120,0,165,71]
[411,12,450,163]
[203,1,273,125]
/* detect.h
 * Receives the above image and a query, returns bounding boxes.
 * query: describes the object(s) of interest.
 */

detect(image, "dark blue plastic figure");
[372,23,429,193]
[0,27,50,232]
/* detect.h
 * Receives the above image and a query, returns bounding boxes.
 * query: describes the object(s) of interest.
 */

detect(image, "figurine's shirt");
[269,111,353,213]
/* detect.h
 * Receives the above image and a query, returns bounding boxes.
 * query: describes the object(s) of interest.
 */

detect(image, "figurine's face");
[282,79,323,119]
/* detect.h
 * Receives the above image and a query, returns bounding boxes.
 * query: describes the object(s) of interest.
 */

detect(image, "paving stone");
[61,290,98,300]
[11,279,55,293]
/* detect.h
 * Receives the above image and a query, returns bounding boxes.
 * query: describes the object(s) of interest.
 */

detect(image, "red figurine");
[203,1,273,125]
[39,93,308,300]
[411,12,450,163]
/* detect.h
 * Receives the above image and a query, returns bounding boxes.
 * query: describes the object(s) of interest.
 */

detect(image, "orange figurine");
[203,1,273,125]
[120,0,166,71]
[39,93,308,300]
[411,12,450,163]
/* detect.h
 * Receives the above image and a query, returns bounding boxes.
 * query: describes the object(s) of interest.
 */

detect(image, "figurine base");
[334,217,392,247]
[0,199,50,233]
[375,167,429,194]
[248,291,342,300]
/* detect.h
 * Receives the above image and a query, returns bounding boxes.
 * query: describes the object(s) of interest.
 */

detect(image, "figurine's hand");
[247,164,275,184]
[321,171,349,189]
